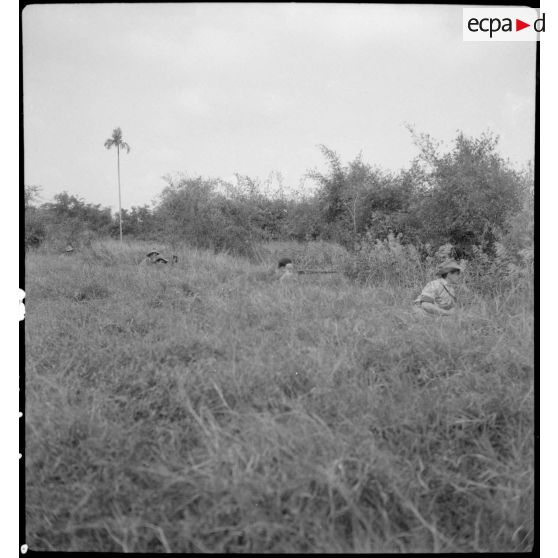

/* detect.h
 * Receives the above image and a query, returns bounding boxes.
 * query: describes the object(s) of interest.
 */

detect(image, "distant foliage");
[343,233,427,287]
[25,185,47,250]
[342,231,532,299]
[307,146,410,247]
[25,190,114,249]
[155,174,259,257]
[114,205,158,239]
[282,197,322,241]
[26,128,533,278]
[409,130,526,255]
[253,240,350,269]
[465,242,534,296]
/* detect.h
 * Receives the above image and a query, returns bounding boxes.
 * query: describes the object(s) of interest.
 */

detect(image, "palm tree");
[104,127,131,244]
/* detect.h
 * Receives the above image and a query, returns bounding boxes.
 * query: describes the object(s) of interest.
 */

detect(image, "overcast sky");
[23,3,536,210]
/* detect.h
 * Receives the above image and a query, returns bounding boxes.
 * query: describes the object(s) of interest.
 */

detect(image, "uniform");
[414,278,457,312]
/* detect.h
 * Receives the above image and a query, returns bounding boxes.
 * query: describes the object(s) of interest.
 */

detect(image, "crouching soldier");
[414,260,462,317]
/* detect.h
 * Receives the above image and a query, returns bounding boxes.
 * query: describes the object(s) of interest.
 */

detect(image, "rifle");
[296,269,341,275]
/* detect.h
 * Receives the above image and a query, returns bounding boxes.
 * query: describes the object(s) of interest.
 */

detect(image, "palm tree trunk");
[117,145,122,244]
[352,196,357,235]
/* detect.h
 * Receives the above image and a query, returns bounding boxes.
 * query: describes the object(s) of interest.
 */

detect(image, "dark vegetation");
[25,129,533,272]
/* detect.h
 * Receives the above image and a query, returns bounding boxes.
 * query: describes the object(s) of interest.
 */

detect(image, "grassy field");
[25,239,534,552]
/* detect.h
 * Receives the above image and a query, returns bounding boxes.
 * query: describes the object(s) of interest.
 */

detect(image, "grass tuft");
[25,239,534,552]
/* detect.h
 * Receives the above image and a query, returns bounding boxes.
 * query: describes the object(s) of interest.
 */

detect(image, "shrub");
[343,233,428,287]
[25,185,47,250]
[409,130,526,253]
[155,175,258,257]
[252,240,350,270]
[464,243,534,297]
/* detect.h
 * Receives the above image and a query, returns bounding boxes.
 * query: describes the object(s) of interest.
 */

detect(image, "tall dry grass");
[25,239,534,552]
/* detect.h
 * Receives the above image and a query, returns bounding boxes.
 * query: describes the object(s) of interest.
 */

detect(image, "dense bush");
[25,128,533,270]
[342,231,533,302]
[155,174,260,256]
[25,186,47,250]
[113,205,158,239]
[407,130,528,256]
[307,146,407,247]
[25,189,115,249]
[343,233,427,287]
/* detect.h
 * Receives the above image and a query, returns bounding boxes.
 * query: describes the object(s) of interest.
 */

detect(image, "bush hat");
[436,260,462,276]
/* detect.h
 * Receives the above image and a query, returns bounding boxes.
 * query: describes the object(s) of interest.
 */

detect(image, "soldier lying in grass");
[139,251,179,266]
[414,260,462,317]
[276,258,296,282]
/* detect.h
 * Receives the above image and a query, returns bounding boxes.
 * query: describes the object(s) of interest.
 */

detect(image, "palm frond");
[105,127,130,152]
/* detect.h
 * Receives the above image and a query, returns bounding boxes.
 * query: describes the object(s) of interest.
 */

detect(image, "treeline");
[25,129,533,262]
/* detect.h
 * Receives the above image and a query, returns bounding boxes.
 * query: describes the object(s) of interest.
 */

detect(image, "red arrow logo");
[516,19,530,31]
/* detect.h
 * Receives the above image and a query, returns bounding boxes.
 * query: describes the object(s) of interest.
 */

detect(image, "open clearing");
[25,240,534,552]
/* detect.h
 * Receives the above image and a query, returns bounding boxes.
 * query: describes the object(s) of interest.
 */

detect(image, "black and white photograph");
[22,2,536,553]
